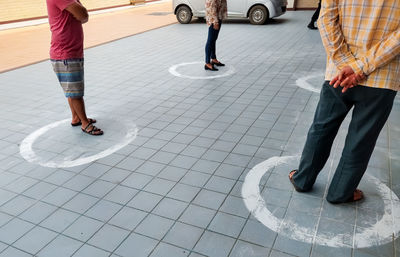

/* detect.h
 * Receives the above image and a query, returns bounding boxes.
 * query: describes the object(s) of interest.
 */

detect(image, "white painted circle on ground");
[169,61,236,80]
[20,118,138,168]
[242,155,400,248]
[296,72,325,93]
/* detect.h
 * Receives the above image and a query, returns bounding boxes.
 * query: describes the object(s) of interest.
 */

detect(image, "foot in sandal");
[81,123,103,136]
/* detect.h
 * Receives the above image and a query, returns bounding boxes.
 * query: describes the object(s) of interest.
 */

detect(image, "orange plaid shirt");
[317,0,400,91]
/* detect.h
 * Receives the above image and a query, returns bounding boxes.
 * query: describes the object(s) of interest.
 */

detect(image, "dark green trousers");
[293,81,397,203]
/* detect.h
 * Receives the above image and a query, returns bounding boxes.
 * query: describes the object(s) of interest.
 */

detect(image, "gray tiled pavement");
[0,10,399,257]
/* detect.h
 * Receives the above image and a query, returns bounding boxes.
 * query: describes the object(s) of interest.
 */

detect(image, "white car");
[173,0,288,25]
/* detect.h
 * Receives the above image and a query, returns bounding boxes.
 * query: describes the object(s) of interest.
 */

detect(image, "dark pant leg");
[205,21,221,63]
[310,0,321,23]
[210,20,221,60]
[326,87,397,203]
[205,24,218,64]
[293,82,352,191]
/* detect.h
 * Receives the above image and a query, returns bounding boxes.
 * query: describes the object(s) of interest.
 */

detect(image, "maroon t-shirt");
[46,0,84,59]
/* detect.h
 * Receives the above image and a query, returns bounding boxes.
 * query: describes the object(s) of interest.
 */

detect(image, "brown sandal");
[288,170,309,192]
[345,189,364,203]
[81,123,103,136]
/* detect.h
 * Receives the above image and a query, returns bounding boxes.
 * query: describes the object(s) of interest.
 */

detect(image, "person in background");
[307,0,321,30]
[204,0,227,71]
[290,0,399,203]
[46,0,103,135]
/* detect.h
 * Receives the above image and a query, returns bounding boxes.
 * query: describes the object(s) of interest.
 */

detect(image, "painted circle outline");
[241,155,400,248]
[296,72,324,93]
[20,118,138,168]
[169,61,236,80]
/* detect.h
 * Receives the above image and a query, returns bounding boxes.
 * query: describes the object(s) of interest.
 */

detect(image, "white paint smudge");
[20,119,138,168]
[169,61,236,80]
[296,72,324,93]
[242,155,400,248]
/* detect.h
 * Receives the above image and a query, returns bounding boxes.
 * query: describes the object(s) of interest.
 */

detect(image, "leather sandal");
[81,123,103,136]
[288,170,309,192]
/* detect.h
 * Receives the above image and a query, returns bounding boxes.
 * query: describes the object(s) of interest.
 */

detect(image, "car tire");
[249,5,269,25]
[176,5,192,24]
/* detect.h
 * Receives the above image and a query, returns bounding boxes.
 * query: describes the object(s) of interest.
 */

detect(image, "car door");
[190,0,206,16]
[228,0,246,17]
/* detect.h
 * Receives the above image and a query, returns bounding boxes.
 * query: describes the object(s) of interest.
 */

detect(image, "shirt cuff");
[348,60,364,75]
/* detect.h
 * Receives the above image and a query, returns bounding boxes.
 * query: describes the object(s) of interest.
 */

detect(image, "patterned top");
[317,0,400,91]
[205,0,227,26]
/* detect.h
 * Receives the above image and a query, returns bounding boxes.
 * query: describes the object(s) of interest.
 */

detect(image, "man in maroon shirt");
[46,0,103,135]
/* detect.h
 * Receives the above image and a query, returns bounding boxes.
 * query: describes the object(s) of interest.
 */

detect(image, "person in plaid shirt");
[289,0,399,203]
[204,0,227,71]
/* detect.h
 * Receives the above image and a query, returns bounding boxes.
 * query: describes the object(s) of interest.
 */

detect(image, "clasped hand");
[329,66,366,93]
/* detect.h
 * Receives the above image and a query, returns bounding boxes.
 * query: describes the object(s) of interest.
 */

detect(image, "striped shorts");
[51,58,85,98]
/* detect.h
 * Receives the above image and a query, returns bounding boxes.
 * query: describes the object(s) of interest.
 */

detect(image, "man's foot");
[71,118,96,127]
[307,23,318,30]
[81,123,103,136]
[288,170,310,192]
[346,189,364,203]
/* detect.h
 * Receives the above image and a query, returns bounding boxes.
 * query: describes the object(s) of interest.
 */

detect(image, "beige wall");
[295,0,319,9]
[0,0,131,23]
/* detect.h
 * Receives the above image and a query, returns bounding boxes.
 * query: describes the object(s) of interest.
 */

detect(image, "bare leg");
[69,97,90,128]
[68,98,80,124]
[69,98,103,135]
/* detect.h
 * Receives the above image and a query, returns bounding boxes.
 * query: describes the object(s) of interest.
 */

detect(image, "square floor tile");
[109,206,147,231]
[85,200,122,222]
[239,219,277,248]
[41,187,77,207]
[37,235,82,257]
[0,218,35,244]
[167,183,201,203]
[87,224,130,252]
[149,242,189,257]
[19,201,57,224]
[230,240,270,257]
[127,191,162,212]
[179,204,216,228]
[135,214,174,240]
[72,244,110,257]
[13,226,58,255]
[40,208,79,233]
[209,212,246,238]
[121,172,153,190]
[63,216,103,241]
[193,231,235,257]
[163,222,204,249]
[192,189,226,210]
[152,198,188,220]
[104,185,138,205]
[115,233,158,257]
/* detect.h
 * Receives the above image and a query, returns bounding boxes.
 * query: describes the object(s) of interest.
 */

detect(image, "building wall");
[0,0,131,23]
[295,0,319,9]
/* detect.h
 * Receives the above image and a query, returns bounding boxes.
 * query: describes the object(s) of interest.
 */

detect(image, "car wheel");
[176,5,192,24]
[249,5,269,25]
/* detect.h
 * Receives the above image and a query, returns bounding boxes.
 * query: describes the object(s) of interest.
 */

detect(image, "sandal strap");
[83,124,100,134]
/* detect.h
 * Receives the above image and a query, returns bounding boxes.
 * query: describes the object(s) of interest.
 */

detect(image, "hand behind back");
[329,66,366,93]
